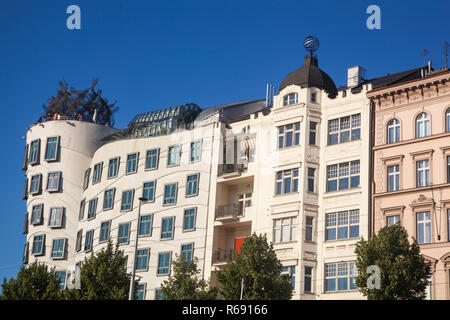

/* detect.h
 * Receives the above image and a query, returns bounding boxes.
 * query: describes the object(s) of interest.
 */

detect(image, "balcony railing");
[215,204,243,221]
[218,163,246,176]
[212,249,234,264]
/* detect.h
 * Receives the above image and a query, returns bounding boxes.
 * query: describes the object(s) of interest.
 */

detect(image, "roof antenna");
[444,41,449,69]
[422,47,429,67]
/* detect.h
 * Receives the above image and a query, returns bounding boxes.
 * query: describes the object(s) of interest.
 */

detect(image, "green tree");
[1,262,62,300]
[355,223,430,300]
[64,240,136,300]
[160,255,217,300]
[215,233,292,300]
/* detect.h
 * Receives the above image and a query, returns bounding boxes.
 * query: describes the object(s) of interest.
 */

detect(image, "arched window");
[387,119,400,143]
[416,113,430,138]
[446,108,450,132]
[283,93,298,106]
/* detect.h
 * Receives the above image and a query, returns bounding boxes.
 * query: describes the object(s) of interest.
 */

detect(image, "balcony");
[212,248,235,265]
[215,204,244,222]
[218,163,247,177]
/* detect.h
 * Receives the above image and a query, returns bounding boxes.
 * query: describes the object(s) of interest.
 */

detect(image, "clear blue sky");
[0,0,448,283]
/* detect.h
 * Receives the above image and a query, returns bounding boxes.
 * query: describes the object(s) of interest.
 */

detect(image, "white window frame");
[283,93,298,106]
[181,243,194,262]
[118,222,131,245]
[142,181,156,202]
[136,248,150,271]
[186,173,199,197]
[121,189,134,212]
[99,220,111,243]
[387,119,400,144]
[190,140,202,163]
[126,152,139,174]
[275,169,299,195]
[416,112,430,138]
[167,145,181,167]
[163,183,178,206]
[92,162,103,184]
[29,174,42,195]
[51,238,67,260]
[84,229,94,252]
[46,171,61,192]
[157,251,172,275]
[29,139,40,165]
[87,198,98,220]
[273,217,297,243]
[31,203,44,225]
[139,214,153,237]
[32,234,45,256]
[328,114,361,145]
[44,136,60,161]
[103,188,116,210]
[277,122,300,149]
[107,157,120,179]
[183,208,197,232]
[387,164,400,192]
[48,207,64,228]
[145,148,159,170]
[416,211,431,244]
[161,216,175,240]
[416,159,430,188]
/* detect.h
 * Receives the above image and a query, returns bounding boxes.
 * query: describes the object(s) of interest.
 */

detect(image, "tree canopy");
[1,262,62,300]
[215,233,293,300]
[355,223,430,300]
[160,255,218,300]
[64,240,135,300]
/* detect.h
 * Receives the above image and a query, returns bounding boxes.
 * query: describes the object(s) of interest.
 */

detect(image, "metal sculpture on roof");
[303,36,320,55]
[39,79,118,126]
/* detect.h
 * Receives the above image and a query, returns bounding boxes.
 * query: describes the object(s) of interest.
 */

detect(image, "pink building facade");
[369,68,450,299]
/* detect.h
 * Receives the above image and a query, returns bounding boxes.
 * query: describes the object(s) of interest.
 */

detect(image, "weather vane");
[304,36,320,56]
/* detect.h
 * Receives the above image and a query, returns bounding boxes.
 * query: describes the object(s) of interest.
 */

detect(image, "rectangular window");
[51,238,66,259]
[118,223,130,245]
[283,93,298,106]
[190,140,202,163]
[163,183,178,205]
[416,160,430,187]
[448,209,450,242]
[325,261,357,292]
[417,211,431,244]
[281,266,296,289]
[183,208,196,232]
[45,136,59,161]
[79,199,85,220]
[139,214,153,237]
[181,243,194,262]
[275,169,299,195]
[83,168,91,191]
[87,198,98,220]
[238,193,252,215]
[99,220,111,243]
[326,210,359,240]
[155,289,166,300]
[305,216,313,241]
[304,266,312,293]
[273,217,297,243]
[22,144,29,171]
[23,243,29,264]
[387,215,400,226]
[30,174,42,194]
[157,252,172,275]
[311,92,317,103]
[387,165,400,192]
[328,114,361,145]
[126,153,139,174]
[447,156,450,183]
[84,230,94,252]
[142,181,156,202]
[92,162,103,184]
[167,145,181,166]
[46,172,61,192]
[103,188,116,210]
[309,121,317,145]
[145,149,159,170]
[48,207,64,228]
[277,123,300,149]
[327,161,360,192]
[31,204,43,225]
[136,249,150,271]
[186,174,199,197]
[75,229,83,252]
[107,157,120,179]
[161,217,175,240]
[121,189,134,211]
[55,271,67,290]
[29,139,40,165]
[308,168,315,192]
[136,284,146,300]
[32,234,45,256]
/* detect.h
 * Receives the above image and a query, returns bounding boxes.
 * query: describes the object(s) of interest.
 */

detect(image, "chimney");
[347,66,366,88]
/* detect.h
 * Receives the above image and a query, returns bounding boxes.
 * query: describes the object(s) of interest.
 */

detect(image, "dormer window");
[283,93,298,106]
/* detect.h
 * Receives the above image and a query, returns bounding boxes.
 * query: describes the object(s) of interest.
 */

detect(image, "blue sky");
[0,0,448,284]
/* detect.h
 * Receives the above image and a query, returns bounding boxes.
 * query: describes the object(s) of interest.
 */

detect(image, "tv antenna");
[422,47,430,66]
[445,41,449,68]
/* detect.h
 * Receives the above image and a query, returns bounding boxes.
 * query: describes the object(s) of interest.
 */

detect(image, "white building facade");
[23,51,424,299]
